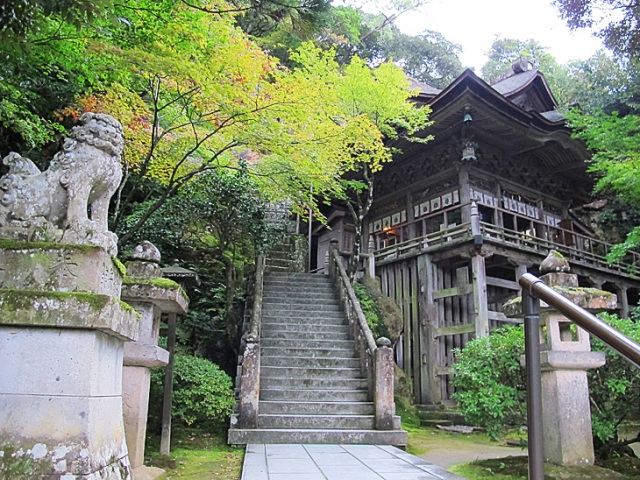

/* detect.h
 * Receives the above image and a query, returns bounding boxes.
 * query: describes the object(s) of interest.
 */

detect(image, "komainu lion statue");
[0,113,124,255]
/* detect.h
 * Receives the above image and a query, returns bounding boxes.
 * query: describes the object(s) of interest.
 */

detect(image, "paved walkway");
[241,444,463,480]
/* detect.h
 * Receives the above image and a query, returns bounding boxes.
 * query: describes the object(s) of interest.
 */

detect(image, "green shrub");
[353,281,390,340]
[589,313,640,458]
[450,314,640,458]
[149,354,235,430]
[451,325,526,439]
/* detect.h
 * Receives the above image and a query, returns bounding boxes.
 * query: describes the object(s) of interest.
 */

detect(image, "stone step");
[261,355,361,368]
[259,400,374,415]
[260,377,368,390]
[228,428,408,446]
[264,276,332,283]
[262,303,341,312]
[260,366,362,379]
[261,347,357,358]
[260,388,369,402]
[261,323,350,334]
[263,284,333,293]
[261,314,346,324]
[264,290,336,299]
[265,258,297,268]
[263,288,336,297]
[262,330,350,341]
[262,309,345,318]
[260,338,354,349]
[258,414,375,430]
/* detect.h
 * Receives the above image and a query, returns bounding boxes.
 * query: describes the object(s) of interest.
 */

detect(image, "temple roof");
[387,64,591,198]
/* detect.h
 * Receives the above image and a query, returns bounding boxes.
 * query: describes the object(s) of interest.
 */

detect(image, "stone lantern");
[505,250,617,466]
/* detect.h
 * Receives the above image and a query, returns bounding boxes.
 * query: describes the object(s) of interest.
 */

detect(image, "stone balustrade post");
[120,242,188,479]
[238,338,260,429]
[328,239,339,282]
[374,337,395,430]
[508,251,616,467]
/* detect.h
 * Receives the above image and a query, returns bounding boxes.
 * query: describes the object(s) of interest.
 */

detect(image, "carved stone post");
[533,252,613,466]
[0,114,140,478]
[121,242,188,478]
[374,337,395,430]
[328,239,339,282]
[238,339,261,429]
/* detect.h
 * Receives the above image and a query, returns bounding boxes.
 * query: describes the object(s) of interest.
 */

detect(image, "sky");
[393,0,606,72]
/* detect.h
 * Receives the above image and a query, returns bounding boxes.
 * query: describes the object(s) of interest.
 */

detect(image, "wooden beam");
[486,276,520,290]
[433,284,473,299]
[434,366,452,376]
[434,323,475,337]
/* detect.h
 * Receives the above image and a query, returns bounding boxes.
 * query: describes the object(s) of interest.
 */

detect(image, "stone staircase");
[228,272,407,445]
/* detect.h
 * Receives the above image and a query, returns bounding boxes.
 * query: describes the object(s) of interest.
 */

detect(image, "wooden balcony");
[373,203,640,280]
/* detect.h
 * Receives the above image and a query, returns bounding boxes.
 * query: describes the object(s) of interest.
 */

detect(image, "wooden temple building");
[315,63,640,406]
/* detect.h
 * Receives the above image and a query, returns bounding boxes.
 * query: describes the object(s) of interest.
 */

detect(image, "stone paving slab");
[241,444,464,480]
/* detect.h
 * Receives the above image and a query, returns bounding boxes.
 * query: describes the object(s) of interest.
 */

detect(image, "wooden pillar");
[471,254,489,337]
[417,253,441,405]
[618,286,630,318]
[516,264,528,293]
[160,312,177,456]
[458,166,471,223]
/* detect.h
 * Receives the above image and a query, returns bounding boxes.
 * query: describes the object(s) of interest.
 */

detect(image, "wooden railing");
[327,240,396,430]
[237,254,265,429]
[373,203,640,278]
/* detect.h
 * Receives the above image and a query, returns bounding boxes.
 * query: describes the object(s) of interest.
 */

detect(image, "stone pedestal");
[537,270,614,467]
[121,245,188,479]
[0,243,138,478]
[539,314,605,466]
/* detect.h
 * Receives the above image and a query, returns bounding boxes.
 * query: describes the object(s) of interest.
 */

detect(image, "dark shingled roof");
[540,110,565,122]
[408,77,441,96]
[491,69,538,95]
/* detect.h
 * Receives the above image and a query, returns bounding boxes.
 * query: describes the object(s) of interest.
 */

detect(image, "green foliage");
[588,313,640,457]
[567,109,640,260]
[555,0,640,60]
[353,281,390,340]
[452,314,640,458]
[451,325,527,439]
[149,354,235,430]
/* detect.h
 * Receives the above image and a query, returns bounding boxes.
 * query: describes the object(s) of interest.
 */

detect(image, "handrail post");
[374,337,395,430]
[238,255,265,429]
[238,339,260,428]
[523,292,544,480]
[329,239,339,282]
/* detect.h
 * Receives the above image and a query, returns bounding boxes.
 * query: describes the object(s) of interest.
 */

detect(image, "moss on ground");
[145,427,243,480]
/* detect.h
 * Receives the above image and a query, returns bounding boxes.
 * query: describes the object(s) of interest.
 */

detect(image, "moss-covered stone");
[122,277,189,303]
[0,289,139,341]
[0,239,100,254]
[112,257,127,278]
[0,245,122,297]
[0,445,50,478]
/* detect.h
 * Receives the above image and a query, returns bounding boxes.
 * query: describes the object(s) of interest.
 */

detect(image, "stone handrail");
[328,240,395,430]
[237,254,265,429]
[246,254,266,341]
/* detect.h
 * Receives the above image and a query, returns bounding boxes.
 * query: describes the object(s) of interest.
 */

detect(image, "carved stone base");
[0,328,133,478]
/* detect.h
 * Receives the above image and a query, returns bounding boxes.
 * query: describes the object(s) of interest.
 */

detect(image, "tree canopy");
[555,0,640,59]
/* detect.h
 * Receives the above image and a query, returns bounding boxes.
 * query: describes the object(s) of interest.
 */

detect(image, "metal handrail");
[519,272,640,480]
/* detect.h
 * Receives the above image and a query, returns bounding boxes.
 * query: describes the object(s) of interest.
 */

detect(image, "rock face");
[0,113,124,255]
